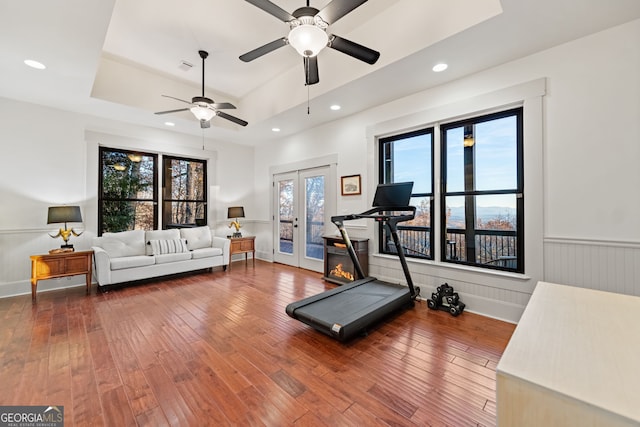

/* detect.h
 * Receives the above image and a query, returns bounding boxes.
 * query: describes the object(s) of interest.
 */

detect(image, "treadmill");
[286,182,420,342]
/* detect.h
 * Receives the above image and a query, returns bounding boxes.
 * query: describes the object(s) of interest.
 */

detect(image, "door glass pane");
[305,175,324,260]
[278,179,294,254]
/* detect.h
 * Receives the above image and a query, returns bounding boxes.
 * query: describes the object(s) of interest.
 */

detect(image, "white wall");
[0,99,253,298]
[253,18,640,322]
[2,19,638,322]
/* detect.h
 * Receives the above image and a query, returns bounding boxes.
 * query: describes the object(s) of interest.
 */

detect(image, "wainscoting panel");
[368,254,536,323]
[544,238,640,297]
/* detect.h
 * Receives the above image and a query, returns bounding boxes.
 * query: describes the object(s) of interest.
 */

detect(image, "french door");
[273,166,335,272]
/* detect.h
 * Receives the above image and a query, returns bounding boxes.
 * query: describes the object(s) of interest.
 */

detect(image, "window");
[378,107,524,273]
[162,156,207,229]
[379,128,434,259]
[99,148,157,234]
[441,108,523,272]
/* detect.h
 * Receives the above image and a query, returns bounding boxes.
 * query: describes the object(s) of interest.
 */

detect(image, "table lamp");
[227,206,245,238]
[48,206,83,250]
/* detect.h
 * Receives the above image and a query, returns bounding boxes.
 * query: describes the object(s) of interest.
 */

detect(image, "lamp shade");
[47,206,82,224]
[227,206,245,219]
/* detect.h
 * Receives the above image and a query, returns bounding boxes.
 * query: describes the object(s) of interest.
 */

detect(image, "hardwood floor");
[0,260,515,426]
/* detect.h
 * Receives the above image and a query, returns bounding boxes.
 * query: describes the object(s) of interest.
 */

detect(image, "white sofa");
[92,226,229,287]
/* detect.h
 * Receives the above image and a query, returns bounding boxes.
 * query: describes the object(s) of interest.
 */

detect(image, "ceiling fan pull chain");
[307,84,310,115]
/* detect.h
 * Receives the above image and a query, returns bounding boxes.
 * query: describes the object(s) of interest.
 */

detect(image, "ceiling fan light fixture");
[288,23,328,57]
[190,106,216,122]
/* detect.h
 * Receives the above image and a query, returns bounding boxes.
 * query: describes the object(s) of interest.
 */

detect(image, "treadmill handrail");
[331,206,416,224]
[330,205,418,298]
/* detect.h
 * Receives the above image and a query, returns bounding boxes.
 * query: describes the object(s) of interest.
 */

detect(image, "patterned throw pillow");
[148,239,189,255]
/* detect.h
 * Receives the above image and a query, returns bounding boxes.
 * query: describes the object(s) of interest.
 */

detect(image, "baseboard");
[374,272,524,324]
[0,277,87,300]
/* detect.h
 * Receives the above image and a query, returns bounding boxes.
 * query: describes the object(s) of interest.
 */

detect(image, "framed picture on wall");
[341,174,361,196]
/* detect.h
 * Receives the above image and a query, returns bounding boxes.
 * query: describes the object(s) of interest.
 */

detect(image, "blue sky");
[390,115,518,209]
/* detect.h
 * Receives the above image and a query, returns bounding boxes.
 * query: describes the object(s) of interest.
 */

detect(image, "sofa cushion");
[145,229,180,255]
[154,252,192,264]
[100,230,146,258]
[110,255,155,270]
[180,226,212,250]
[191,247,223,260]
[149,239,189,255]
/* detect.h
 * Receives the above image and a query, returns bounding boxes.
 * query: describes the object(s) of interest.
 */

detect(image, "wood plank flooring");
[0,260,515,426]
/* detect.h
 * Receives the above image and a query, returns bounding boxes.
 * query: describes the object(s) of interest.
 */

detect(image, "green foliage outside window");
[99,149,157,234]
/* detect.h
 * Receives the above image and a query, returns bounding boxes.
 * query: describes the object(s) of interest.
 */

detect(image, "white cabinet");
[497,281,640,426]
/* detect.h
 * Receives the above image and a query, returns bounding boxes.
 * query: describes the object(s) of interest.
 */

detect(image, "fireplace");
[323,236,368,285]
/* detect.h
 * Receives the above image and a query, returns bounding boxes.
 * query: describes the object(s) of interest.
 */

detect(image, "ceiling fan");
[240,0,380,86]
[155,50,248,128]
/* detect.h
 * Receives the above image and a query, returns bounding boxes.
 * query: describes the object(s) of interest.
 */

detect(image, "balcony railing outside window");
[384,226,518,270]
[278,219,324,259]
[446,229,517,269]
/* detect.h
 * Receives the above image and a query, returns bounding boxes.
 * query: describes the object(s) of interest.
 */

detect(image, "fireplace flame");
[330,263,354,281]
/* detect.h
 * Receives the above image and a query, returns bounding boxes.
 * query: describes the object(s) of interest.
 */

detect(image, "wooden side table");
[228,236,255,270]
[30,250,94,301]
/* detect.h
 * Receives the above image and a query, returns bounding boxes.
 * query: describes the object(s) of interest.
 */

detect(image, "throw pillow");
[148,239,189,255]
[144,229,180,255]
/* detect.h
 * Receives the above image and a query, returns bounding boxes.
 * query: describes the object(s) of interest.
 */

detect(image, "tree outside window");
[99,148,157,234]
[162,156,207,228]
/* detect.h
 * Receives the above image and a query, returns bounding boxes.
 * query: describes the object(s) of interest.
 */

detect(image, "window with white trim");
[378,107,524,273]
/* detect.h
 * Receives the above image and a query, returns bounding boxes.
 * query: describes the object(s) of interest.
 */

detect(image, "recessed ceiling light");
[272,127,280,132]
[24,59,46,70]
[164,122,175,127]
[330,104,341,111]
[432,63,448,72]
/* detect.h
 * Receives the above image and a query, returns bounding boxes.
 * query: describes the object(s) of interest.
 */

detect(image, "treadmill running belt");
[287,279,413,342]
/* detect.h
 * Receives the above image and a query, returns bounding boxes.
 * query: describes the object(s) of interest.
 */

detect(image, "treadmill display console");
[372,182,413,207]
